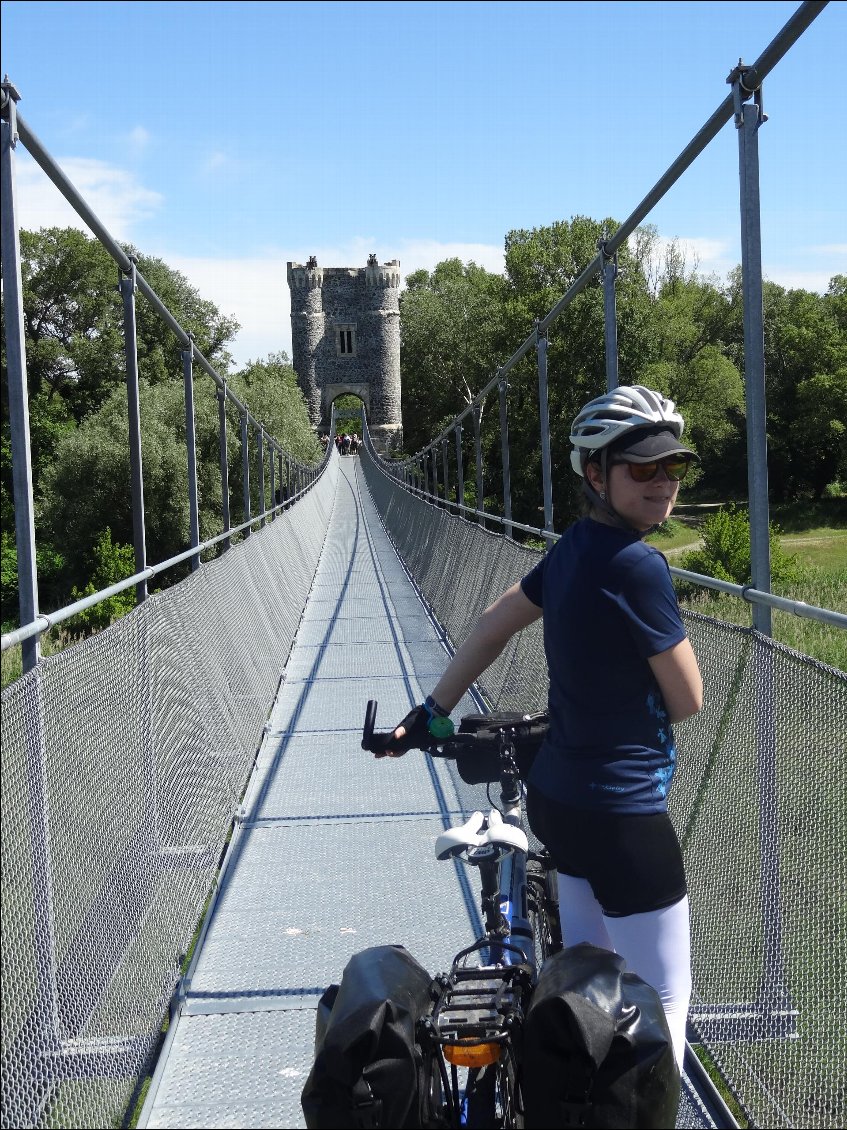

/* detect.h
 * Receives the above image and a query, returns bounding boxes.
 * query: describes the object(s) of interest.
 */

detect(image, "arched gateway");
[287,254,402,452]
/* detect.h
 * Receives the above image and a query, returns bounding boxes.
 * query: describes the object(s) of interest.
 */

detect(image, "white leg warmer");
[603,896,692,1068]
[556,873,614,950]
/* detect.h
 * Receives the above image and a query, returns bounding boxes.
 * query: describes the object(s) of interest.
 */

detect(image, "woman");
[372,385,703,1066]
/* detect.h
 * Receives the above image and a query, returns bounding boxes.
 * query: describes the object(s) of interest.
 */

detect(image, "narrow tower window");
[335,324,357,357]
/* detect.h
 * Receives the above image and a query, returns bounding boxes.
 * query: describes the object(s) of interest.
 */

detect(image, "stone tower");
[287,254,402,451]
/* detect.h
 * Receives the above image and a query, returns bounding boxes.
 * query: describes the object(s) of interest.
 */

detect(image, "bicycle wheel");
[526,857,563,966]
[463,1052,523,1129]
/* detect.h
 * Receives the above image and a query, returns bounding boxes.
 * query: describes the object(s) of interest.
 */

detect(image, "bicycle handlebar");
[361,699,481,757]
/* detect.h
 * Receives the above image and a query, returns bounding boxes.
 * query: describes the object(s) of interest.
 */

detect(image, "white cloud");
[202,151,228,172]
[632,232,737,282]
[126,126,151,153]
[161,253,288,366]
[761,266,842,294]
[14,151,162,243]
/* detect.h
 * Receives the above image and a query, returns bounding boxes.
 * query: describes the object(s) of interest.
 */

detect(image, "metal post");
[455,425,464,515]
[181,336,200,572]
[119,259,148,601]
[217,386,231,551]
[733,68,772,637]
[536,326,554,543]
[498,376,513,539]
[269,442,276,516]
[473,404,484,525]
[0,83,60,1097]
[257,426,266,527]
[240,412,251,535]
[600,241,620,392]
[431,446,439,505]
[1,80,40,670]
[441,438,450,511]
[733,66,789,1024]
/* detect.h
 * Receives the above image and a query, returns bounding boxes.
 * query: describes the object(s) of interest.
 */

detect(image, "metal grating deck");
[140,457,728,1129]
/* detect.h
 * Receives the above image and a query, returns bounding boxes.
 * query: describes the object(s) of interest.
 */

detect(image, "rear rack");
[423,942,534,1046]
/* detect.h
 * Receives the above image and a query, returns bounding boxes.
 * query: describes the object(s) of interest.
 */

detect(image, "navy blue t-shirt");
[520,518,686,815]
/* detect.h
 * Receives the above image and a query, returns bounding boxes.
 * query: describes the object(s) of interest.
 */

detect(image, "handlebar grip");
[362,699,378,750]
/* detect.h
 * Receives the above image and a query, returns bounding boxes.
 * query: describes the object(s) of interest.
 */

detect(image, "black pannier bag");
[301,945,438,1129]
[522,943,680,1129]
[453,711,549,785]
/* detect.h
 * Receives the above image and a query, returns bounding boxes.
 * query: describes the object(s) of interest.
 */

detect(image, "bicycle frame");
[362,702,559,1128]
[473,787,535,970]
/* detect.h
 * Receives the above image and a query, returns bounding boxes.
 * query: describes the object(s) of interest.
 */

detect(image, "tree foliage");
[1,229,318,628]
[400,259,508,455]
[398,221,847,532]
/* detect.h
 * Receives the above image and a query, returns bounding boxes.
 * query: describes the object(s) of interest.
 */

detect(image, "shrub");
[66,529,137,634]
[679,504,802,590]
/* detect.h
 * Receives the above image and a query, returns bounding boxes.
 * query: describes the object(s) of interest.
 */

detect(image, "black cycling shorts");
[526,784,687,917]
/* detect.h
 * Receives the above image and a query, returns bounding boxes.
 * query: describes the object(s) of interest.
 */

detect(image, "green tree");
[720,271,847,500]
[399,259,508,456]
[39,352,319,594]
[501,217,660,529]
[1,226,242,556]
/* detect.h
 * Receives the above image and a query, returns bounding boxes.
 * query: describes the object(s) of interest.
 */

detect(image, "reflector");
[443,1041,501,1067]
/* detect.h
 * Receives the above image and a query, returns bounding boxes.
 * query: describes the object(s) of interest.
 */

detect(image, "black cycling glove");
[371,702,455,757]
[371,705,431,757]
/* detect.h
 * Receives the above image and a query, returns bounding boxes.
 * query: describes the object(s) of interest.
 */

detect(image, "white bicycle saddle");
[434,809,528,860]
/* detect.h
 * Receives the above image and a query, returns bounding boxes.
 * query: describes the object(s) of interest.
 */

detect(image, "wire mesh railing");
[358,439,846,1130]
[0,453,339,1130]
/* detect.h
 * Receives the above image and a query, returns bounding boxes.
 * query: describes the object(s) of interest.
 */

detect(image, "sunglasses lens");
[664,459,690,481]
[628,462,657,482]
[621,458,691,482]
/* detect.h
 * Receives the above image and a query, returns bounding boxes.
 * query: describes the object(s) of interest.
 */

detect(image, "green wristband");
[427,714,455,739]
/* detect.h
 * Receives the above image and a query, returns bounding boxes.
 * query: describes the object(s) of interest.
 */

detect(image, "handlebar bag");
[301,945,438,1129]
[522,942,680,1129]
[454,712,549,785]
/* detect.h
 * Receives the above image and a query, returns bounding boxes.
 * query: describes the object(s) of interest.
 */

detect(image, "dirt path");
[662,534,847,560]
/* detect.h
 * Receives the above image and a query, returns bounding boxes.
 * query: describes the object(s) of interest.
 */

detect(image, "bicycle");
[361,700,563,1129]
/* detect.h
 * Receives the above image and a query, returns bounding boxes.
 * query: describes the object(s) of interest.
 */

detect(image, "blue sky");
[3,1,844,368]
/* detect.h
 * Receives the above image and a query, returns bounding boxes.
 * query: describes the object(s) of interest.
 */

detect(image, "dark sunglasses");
[612,456,693,482]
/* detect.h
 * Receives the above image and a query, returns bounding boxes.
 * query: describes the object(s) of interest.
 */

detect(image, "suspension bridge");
[2,3,845,1128]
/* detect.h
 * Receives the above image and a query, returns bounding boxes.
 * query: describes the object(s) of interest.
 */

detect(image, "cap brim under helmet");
[605,425,698,464]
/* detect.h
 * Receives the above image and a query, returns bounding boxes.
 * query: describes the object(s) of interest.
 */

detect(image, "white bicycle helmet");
[570,385,685,476]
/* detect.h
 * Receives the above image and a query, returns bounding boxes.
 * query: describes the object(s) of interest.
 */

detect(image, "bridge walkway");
[141,457,725,1128]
